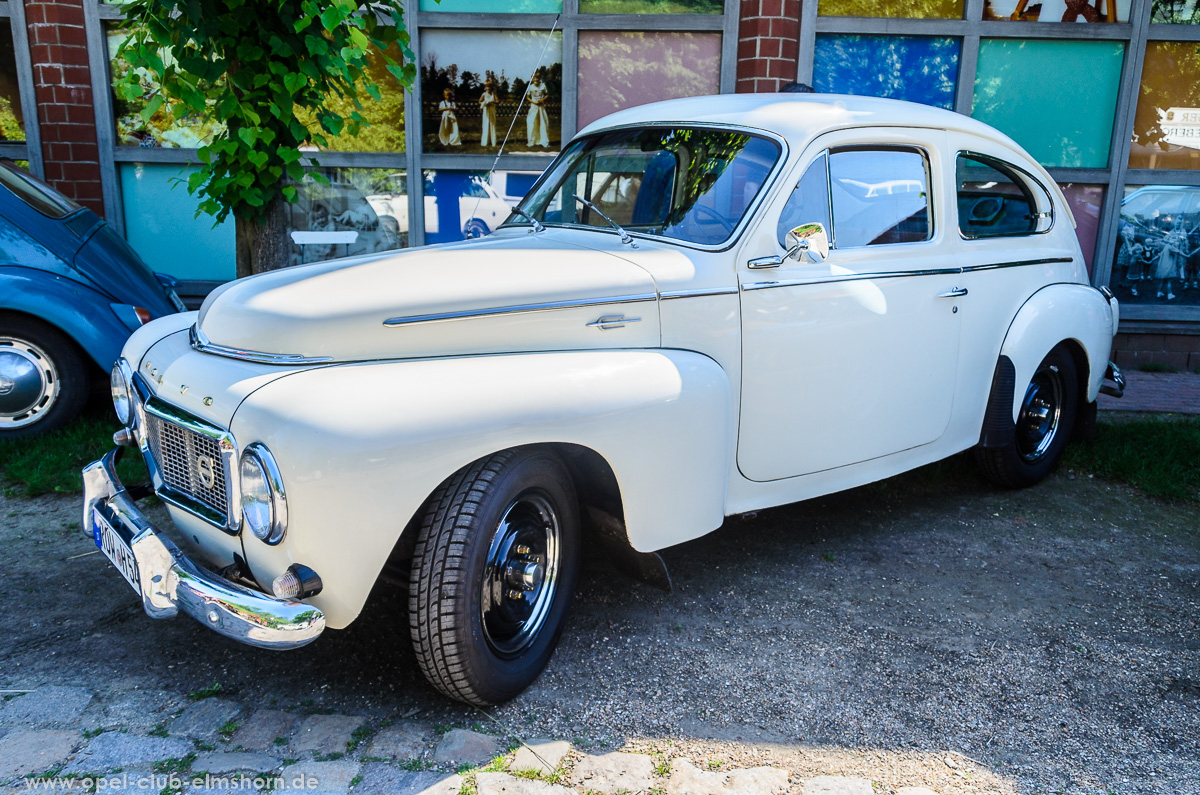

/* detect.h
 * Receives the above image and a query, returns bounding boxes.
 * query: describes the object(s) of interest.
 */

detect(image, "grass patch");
[0,408,147,497]
[186,682,223,701]
[1064,415,1200,503]
[151,753,196,774]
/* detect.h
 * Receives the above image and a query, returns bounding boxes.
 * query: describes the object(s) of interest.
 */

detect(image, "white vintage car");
[84,94,1125,706]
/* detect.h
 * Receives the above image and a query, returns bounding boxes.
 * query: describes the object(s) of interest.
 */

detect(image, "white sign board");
[1158,107,1200,151]
[290,231,359,245]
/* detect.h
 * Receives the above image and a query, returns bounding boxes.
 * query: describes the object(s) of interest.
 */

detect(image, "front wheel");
[975,344,1078,488]
[0,318,89,439]
[408,449,580,705]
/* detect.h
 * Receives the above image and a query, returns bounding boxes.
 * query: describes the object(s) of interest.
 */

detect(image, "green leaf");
[282,185,298,202]
[319,5,341,31]
[187,171,207,192]
[140,93,165,122]
[247,150,269,168]
[348,27,369,50]
[237,127,257,147]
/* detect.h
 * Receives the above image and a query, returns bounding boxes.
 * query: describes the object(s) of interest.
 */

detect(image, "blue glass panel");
[118,163,235,282]
[813,35,960,110]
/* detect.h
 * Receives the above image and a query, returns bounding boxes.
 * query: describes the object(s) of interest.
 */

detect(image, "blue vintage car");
[0,159,183,438]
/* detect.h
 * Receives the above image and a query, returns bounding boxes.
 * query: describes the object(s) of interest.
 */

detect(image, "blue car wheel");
[0,317,90,439]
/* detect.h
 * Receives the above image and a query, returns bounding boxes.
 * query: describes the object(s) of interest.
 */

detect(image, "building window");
[812,35,959,110]
[1129,41,1200,171]
[818,0,964,20]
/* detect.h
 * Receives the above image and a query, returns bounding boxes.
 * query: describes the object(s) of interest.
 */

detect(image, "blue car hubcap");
[0,338,59,429]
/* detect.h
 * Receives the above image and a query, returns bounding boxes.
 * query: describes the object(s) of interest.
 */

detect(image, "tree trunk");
[234,194,292,278]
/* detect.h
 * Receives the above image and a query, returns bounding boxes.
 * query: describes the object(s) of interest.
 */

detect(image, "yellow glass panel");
[818,0,963,20]
[1129,41,1200,170]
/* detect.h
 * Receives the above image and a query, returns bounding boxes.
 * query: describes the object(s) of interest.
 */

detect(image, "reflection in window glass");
[1111,185,1200,306]
[420,0,561,10]
[813,35,959,110]
[0,161,81,218]
[1059,183,1103,272]
[1151,0,1200,22]
[421,30,563,154]
[0,22,25,142]
[777,154,831,247]
[422,170,530,244]
[291,168,407,264]
[304,42,407,153]
[577,32,721,129]
[107,24,225,148]
[829,149,930,247]
[956,155,1036,238]
[819,0,963,20]
[984,0,1128,21]
[1128,42,1200,170]
[972,39,1123,169]
[580,0,720,12]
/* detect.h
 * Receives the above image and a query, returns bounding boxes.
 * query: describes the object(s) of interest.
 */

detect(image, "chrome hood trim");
[191,325,333,364]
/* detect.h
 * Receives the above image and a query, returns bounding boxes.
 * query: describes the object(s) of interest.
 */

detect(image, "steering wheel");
[686,203,736,236]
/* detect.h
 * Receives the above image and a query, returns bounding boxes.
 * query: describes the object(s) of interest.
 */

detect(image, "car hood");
[195,230,661,363]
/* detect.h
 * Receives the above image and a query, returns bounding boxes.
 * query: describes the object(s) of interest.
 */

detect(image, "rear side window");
[0,160,82,219]
[956,154,1050,238]
[828,147,931,248]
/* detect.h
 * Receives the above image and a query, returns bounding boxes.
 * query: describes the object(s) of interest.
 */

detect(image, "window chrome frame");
[955,149,1056,241]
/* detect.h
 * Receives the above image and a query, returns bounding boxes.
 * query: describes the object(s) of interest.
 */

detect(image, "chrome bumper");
[81,449,325,650]
[1100,361,1126,399]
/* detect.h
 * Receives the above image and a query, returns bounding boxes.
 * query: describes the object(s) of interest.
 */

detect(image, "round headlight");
[111,362,131,425]
[240,444,287,544]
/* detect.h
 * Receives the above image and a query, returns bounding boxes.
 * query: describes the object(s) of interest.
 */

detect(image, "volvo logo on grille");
[196,455,217,489]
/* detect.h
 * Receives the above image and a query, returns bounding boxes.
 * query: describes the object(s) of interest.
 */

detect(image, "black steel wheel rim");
[480,490,561,659]
[1016,364,1063,463]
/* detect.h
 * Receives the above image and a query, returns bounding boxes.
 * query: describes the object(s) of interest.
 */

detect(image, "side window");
[956,154,1044,238]
[828,147,931,248]
[776,153,831,248]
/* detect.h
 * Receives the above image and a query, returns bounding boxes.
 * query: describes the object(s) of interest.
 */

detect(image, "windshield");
[508,127,781,246]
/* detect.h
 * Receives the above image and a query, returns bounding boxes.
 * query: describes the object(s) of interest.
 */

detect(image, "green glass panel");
[819,0,962,20]
[420,0,562,11]
[1129,41,1200,170]
[972,39,1123,169]
[1151,0,1200,22]
[580,0,720,12]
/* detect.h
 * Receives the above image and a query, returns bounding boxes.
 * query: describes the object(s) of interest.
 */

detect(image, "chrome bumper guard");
[1100,361,1126,399]
[81,449,325,650]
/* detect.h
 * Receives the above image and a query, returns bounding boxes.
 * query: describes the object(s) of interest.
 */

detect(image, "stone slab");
[433,728,501,766]
[63,732,193,775]
[0,729,79,779]
[354,763,462,795]
[476,771,576,794]
[895,789,939,795]
[279,759,361,795]
[99,690,186,734]
[572,751,655,794]
[666,759,789,795]
[365,723,430,760]
[802,776,875,795]
[170,698,242,740]
[0,687,93,728]
[231,710,301,752]
[291,714,366,755]
[510,739,571,776]
[192,752,282,775]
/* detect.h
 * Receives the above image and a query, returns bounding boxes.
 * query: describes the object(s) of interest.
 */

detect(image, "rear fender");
[231,348,733,628]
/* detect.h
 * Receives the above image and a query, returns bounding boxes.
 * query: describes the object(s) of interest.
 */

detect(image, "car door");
[737,130,964,482]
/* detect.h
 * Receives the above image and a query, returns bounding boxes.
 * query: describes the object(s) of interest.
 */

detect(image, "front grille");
[145,413,229,517]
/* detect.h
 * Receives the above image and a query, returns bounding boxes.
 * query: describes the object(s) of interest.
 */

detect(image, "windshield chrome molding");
[191,325,332,365]
[383,293,658,328]
[660,287,739,300]
[741,257,1075,292]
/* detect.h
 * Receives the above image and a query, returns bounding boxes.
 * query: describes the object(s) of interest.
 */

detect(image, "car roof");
[579,93,1025,155]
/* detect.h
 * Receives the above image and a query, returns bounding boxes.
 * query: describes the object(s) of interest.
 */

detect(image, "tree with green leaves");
[115,0,416,278]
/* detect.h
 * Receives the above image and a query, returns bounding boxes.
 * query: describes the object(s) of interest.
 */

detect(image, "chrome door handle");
[587,314,640,331]
[748,256,782,270]
[937,287,968,298]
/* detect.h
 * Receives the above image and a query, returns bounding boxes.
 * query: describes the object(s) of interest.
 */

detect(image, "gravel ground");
[1,453,1197,794]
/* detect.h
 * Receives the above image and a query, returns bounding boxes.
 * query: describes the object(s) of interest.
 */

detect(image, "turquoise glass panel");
[419,0,562,11]
[813,35,959,110]
[119,163,235,282]
[972,39,1124,168]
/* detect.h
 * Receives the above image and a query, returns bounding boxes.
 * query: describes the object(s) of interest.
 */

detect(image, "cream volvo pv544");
[84,95,1125,705]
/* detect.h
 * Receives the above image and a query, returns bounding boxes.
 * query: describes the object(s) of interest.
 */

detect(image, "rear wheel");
[0,318,89,439]
[975,344,1078,488]
[408,449,580,705]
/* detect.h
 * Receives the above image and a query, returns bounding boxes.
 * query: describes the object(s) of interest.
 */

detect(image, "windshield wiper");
[506,207,546,234]
[573,194,637,247]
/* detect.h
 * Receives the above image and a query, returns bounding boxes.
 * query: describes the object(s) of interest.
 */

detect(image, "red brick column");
[735,0,801,94]
[25,0,104,215]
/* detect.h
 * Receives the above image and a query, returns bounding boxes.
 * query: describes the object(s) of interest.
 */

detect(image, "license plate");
[93,508,141,595]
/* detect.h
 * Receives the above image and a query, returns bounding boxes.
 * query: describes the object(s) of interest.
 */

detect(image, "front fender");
[999,283,1115,419]
[0,267,133,370]
[231,349,733,629]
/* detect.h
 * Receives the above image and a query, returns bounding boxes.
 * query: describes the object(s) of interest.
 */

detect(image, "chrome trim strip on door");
[659,287,740,300]
[960,257,1073,273]
[741,258,1074,292]
[383,293,659,327]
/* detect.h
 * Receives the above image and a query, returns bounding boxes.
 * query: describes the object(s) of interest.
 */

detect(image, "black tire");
[0,316,90,439]
[975,344,1078,488]
[408,448,580,705]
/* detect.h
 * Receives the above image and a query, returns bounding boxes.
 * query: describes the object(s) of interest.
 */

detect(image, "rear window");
[0,160,83,219]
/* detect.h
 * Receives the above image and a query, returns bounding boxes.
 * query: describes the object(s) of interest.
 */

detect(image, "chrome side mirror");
[784,222,829,263]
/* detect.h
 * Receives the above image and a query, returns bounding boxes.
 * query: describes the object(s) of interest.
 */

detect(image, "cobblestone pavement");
[1097,369,1200,414]
[1,447,1198,795]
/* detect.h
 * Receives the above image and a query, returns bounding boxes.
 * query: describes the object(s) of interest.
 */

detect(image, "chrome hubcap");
[481,491,561,658]
[1016,364,1063,463]
[0,338,59,429]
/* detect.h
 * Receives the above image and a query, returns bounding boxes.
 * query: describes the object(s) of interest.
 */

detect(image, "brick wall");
[736,0,800,94]
[1112,332,1200,374]
[25,0,104,215]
